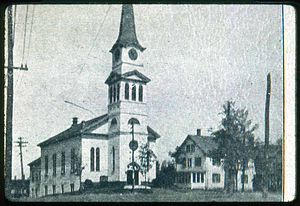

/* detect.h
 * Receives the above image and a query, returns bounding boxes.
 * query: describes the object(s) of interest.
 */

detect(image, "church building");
[28,5,160,197]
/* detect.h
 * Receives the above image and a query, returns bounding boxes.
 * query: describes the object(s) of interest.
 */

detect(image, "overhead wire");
[13,5,17,47]
[21,5,29,65]
[66,5,111,103]
[25,5,35,65]
[16,5,34,91]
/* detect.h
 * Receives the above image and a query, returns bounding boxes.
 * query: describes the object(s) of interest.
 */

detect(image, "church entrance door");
[127,170,139,185]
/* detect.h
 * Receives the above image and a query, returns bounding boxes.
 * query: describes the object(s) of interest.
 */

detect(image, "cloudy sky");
[5,4,284,179]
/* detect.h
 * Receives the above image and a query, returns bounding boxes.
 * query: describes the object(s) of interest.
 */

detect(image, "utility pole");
[5,5,29,198]
[263,73,271,197]
[241,126,246,192]
[14,137,28,181]
[128,118,140,192]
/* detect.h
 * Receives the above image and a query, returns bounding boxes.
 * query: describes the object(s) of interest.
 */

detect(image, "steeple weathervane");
[110,4,145,53]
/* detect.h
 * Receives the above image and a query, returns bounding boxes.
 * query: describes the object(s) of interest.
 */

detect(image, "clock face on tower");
[114,49,120,61]
[128,48,138,60]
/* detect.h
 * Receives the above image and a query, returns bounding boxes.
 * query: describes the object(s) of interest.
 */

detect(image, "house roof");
[105,70,151,85]
[189,135,218,155]
[28,157,41,167]
[110,4,145,53]
[147,126,160,141]
[37,114,109,147]
[180,135,218,156]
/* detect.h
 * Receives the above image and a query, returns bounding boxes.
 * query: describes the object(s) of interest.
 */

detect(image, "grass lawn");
[13,188,282,202]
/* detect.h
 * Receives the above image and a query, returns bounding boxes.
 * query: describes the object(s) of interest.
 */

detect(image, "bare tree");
[138,143,157,189]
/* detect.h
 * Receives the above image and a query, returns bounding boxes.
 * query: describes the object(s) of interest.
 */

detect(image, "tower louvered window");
[125,83,129,100]
[117,83,120,101]
[138,85,143,102]
[109,86,113,104]
[132,85,136,101]
[113,85,116,102]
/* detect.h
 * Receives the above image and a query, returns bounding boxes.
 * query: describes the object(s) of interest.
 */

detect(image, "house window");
[112,146,115,172]
[191,144,195,152]
[61,152,65,175]
[132,85,136,101]
[187,158,192,168]
[109,86,112,104]
[52,154,56,176]
[138,85,143,102]
[193,173,196,183]
[31,170,34,182]
[182,157,186,168]
[90,147,95,172]
[201,173,205,183]
[117,83,120,101]
[96,148,100,171]
[197,172,205,183]
[212,173,221,183]
[70,183,74,193]
[45,186,48,196]
[125,83,129,100]
[186,145,190,153]
[241,174,248,184]
[52,185,56,194]
[212,158,221,166]
[45,155,48,177]
[71,148,76,173]
[61,184,64,194]
[195,157,201,167]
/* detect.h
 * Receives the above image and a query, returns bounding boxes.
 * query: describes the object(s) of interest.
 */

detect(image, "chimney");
[197,129,201,136]
[72,117,78,126]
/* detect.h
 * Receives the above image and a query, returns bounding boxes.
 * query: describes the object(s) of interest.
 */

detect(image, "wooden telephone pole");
[5,5,28,198]
[14,137,28,181]
[263,73,271,196]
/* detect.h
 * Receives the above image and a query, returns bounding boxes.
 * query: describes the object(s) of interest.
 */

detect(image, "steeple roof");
[110,4,145,53]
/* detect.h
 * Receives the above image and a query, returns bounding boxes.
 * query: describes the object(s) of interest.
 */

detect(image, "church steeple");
[110,4,145,53]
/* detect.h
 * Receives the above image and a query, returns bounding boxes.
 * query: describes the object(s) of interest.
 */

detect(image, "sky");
[5,4,284,179]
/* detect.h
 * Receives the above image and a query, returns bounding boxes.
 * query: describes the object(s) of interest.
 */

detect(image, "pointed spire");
[110,4,145,53]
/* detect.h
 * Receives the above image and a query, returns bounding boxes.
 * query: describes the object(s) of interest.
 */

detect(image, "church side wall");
[40,136,81,196]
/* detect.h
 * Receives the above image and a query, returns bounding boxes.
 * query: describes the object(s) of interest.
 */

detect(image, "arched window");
[111,118,117,127]
[125,83,129,100]
[138,85,143,102]
[96,148,100,171]
[117,83,120,101]
[132,85,136,101]
[90,148,95,172]
[113,85,116,102]
[109,86,112,104]
[112,146,115,172]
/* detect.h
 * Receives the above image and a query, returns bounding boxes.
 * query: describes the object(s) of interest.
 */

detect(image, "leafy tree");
[209,101,258,192]
[138,143,157,188]
[169,146,186,166]
[154,160,176,188]
[74,148,85,191]
[253,137,282,192]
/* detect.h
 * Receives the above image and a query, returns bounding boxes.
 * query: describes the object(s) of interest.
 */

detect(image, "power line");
[13,5,17,46]
[64,101,96,115]
[26,5,35,65]
[21,5,29,65]
[66,5,111,101]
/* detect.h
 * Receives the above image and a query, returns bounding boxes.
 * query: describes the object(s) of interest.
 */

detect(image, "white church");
[28,5,160,197]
